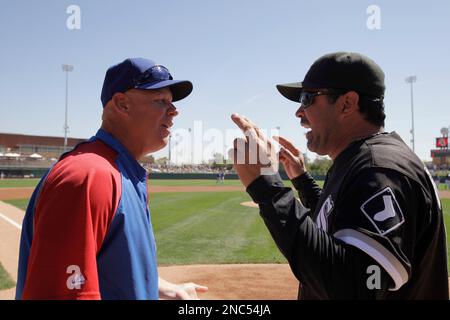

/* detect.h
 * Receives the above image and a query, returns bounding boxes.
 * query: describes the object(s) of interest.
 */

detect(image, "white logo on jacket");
[361,187,404,236]
[373,195,397,222]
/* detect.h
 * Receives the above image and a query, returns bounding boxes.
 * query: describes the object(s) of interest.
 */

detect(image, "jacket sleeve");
[291,172,322,213]
[247,173,393,299]
[21,166,121,300]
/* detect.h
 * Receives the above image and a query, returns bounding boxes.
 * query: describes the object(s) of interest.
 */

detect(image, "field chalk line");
[0,212,22,230]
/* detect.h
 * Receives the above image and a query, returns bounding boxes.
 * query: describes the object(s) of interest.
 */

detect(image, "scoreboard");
[436,137,448,148]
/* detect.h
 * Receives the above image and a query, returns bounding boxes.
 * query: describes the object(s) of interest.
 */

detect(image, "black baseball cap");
[276,52,385,103]
[101,58,193,107]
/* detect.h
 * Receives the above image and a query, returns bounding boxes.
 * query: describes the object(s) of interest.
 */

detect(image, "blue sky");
[1,0,449,162]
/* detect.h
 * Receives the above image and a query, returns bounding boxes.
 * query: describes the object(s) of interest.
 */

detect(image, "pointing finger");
[231,113,254,133]
[231,114,259,141]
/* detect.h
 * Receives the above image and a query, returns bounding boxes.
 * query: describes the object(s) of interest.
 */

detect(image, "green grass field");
[0,179,40,188]
[0,262,15,290]
[4,195,450,264]
[443,199,450,265]
[150,192,285,265]
[2,193,287,266]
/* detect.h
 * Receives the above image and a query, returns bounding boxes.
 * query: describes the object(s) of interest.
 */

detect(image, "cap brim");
[137,79,193,102]
[276,82,303,103]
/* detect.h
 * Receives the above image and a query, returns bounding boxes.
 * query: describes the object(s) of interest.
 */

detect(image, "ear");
[339,91,359,117]
[111,92,130,114]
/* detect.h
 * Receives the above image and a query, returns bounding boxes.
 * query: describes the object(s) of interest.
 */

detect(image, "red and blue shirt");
[16,129,158,299]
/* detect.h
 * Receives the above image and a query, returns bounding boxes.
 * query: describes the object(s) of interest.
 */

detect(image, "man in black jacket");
[230,52,448,299]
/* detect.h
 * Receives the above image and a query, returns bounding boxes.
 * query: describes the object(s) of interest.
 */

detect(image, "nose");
[295,105,305,118]
[168,104,179,117]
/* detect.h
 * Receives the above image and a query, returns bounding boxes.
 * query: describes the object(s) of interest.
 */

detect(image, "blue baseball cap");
[101,58,193,107]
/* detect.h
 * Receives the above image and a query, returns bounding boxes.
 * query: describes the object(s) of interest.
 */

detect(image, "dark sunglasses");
[132,65,173,87]
[299,90,342,109]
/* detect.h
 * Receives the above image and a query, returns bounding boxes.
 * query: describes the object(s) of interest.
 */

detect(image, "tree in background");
[307,157,333,176]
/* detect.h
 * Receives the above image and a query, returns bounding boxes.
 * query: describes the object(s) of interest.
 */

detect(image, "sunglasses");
[132,65,173,88]
[299,90,342,109]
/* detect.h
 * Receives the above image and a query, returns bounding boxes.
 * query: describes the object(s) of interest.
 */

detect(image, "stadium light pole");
[188,128,193,164]
[62,64,74,152]
[168,134,172,165]
[405,76,417,152]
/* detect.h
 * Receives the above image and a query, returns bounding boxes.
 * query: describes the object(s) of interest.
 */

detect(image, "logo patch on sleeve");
[360,187,404,236]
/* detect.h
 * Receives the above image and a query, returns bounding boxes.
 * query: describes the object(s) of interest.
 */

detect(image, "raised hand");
[230,114,278,187]
[273,135,306,180]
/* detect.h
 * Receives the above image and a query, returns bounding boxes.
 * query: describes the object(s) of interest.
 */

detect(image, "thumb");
[192,284,209,292]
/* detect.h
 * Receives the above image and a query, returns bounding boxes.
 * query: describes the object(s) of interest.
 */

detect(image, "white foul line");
[0,212,22,230]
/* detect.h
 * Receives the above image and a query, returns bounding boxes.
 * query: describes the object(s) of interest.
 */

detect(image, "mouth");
[161,123,173,137]
[300,120,313,139]
[301,120,311,130]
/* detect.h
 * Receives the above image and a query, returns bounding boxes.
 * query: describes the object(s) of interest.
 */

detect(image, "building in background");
[0,133,86,158]
[0,132,86,178]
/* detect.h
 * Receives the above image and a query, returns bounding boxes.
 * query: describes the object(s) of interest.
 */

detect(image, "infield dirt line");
[0,201,23,299]
[0,213,22,230]
[0,202,23,299]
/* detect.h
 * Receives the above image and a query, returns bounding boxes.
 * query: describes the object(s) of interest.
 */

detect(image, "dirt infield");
[159,264,298,300]
[0,187,35,201]
[441,190,450,199]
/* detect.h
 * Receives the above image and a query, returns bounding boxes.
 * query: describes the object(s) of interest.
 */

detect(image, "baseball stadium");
[0,132,449,299]
[2,1,450,302]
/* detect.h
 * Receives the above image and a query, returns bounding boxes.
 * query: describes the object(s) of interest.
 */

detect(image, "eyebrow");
[153,93,172,100]
[150,90,173,102]
[153,91,169,97]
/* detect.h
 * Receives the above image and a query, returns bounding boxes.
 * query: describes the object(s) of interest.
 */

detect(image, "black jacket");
[247,132,449,299]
